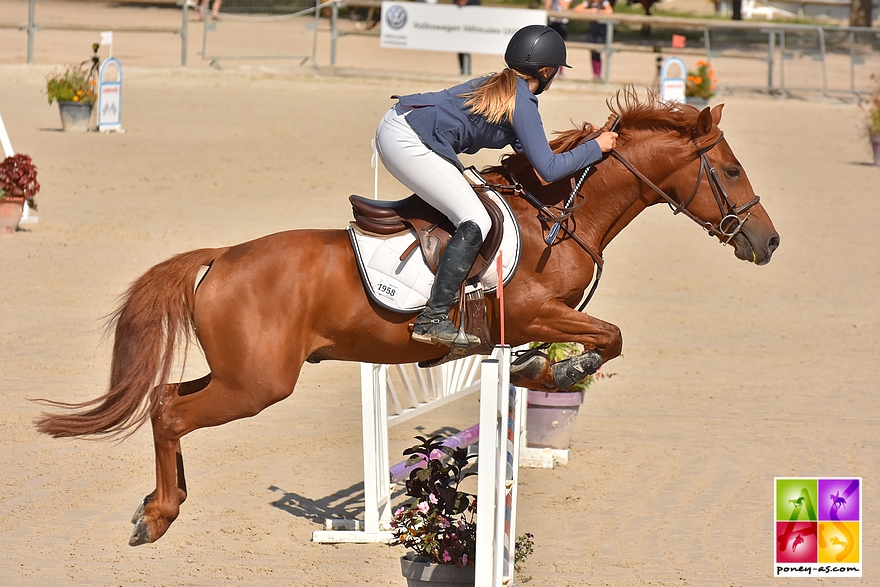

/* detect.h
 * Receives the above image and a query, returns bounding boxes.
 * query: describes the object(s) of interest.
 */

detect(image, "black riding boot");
[412,220,484,348]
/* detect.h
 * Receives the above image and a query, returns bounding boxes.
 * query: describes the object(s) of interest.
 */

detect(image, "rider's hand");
[595,131,618,153]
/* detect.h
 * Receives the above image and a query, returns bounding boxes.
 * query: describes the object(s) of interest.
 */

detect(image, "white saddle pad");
[348,168,521,314]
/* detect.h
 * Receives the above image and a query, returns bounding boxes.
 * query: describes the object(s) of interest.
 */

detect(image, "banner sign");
[659,56,686,104]
[98,57,123,132]
[380,2,546,55]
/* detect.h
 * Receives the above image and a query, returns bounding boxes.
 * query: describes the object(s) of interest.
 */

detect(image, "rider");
[375,24,618,349]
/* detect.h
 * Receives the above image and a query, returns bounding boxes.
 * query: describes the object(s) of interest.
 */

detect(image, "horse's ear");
[711,103,724,125]
[695,106,715,137]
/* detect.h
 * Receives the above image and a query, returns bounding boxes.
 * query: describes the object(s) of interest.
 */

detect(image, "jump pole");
[0,113,13,158]
[475,262,524,586]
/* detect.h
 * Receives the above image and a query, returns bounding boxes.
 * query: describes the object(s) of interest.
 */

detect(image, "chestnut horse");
[36,90,779,546]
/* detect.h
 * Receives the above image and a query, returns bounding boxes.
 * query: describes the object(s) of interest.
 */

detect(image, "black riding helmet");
[504,25,570,95]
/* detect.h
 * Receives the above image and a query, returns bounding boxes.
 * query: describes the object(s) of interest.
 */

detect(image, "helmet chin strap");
[533,67,557,95]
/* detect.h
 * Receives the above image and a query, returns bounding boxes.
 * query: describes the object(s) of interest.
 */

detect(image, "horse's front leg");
[506,299,623,391]
[511,346,605,391]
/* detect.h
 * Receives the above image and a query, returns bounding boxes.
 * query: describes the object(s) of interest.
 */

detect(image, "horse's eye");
[725,166,741,179]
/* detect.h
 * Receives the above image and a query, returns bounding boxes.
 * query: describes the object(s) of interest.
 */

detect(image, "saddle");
[349,186,504,281]
[349,179,509,367]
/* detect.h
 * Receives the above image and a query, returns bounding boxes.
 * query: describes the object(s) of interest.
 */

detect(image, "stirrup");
[411,315,480,348]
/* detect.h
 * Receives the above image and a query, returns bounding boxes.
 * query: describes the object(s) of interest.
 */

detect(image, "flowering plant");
[686,60,717,100]
[0,154,40,210]
[861,73,880,137]
[391,435,477,567]
[46,46,100,105]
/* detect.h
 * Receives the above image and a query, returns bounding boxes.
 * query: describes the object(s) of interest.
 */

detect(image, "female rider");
[375,24,618,349]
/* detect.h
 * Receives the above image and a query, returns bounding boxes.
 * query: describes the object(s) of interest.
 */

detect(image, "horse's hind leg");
[129,374,209,546]
[129,370,298,546]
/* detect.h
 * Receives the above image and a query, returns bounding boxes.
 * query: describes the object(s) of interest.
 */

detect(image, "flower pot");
[58,101,93,132]
[400,554,475,587]
[0,197,25,234]
[525,389,585,450]
[686,97,709,109]
[871,135,880,166]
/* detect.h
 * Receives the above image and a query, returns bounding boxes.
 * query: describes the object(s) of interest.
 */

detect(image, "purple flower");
[442,550,452,563]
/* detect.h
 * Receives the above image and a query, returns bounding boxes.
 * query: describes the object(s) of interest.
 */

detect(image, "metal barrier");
[705,24,827,96]
[199,0,326,65]
[705,24,880,97]
[824,26,880,95]
[14,0,185,65]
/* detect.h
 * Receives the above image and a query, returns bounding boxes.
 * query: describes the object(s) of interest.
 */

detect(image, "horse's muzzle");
[733,225,780,265]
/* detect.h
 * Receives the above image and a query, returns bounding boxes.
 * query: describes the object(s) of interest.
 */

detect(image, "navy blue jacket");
[395,75,601,182]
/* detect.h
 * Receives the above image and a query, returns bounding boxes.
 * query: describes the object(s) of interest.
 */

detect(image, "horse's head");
[609,91,780,265]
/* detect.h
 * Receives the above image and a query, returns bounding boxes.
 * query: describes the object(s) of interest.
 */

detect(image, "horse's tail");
[35,248,224,439]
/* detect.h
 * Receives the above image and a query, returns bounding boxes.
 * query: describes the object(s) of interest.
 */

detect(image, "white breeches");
[375,107,492,240]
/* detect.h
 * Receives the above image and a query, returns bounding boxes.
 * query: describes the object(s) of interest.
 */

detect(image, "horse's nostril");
[768,235,780,253]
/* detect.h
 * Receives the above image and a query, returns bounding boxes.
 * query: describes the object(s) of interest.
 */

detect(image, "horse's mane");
[490,87,700,175]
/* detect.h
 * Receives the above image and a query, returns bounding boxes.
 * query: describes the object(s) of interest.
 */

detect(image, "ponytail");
[460,69,530,125]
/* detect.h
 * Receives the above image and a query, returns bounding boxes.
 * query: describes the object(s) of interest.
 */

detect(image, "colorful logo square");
[774,477,861,577]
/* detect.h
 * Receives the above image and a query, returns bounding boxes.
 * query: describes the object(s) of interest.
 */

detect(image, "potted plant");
[525,342,599,450]
[45,45,100,132]
[0,154,40,234]
[390,435,533,585]
[685,60,717,109]
[861,73,880,166]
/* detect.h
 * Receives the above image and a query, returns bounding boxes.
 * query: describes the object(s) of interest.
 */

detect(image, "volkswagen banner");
[380,2,546,55]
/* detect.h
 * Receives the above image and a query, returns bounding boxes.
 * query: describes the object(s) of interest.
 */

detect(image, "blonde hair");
[460,69,531,125]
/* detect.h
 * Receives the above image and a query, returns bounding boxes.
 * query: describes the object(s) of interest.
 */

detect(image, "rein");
[481,126,761,312]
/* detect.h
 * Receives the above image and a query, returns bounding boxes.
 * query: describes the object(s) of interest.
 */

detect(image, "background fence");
[703,23,880,96]
[200,0,324,65]
[1,0,878,96]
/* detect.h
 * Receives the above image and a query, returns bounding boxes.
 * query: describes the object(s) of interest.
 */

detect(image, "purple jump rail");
[389,424,480,484]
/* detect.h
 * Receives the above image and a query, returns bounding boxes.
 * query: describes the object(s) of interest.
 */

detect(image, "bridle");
[483,125,761,310]
[611,130,761,245]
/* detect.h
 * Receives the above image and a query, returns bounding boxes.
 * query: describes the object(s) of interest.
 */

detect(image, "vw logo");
[385,5,407,29]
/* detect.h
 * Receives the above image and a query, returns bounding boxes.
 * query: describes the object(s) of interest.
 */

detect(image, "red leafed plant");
[0,154,40,209]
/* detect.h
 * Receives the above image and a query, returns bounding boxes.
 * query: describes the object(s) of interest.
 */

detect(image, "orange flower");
[73,96,79,102]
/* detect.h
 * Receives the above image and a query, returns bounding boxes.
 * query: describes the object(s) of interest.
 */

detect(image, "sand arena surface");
[1,2,879,585]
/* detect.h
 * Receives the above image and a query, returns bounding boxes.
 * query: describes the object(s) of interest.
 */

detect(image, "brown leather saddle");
[349,186,504,282]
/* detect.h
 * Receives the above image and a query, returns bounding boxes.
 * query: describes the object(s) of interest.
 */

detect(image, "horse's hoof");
[552,350,602,391]
[129,518,152,546]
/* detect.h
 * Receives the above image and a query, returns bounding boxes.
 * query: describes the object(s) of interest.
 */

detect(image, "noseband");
[610,131,761,245]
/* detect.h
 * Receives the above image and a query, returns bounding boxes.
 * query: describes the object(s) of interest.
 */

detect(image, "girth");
[349,187,504,280]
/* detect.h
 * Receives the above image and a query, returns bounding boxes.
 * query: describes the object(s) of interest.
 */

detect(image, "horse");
[35,89,780,546]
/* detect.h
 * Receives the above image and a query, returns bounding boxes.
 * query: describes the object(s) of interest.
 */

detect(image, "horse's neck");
[494,136,679,252]
[582,140,687,251]
[584,164,650,252]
